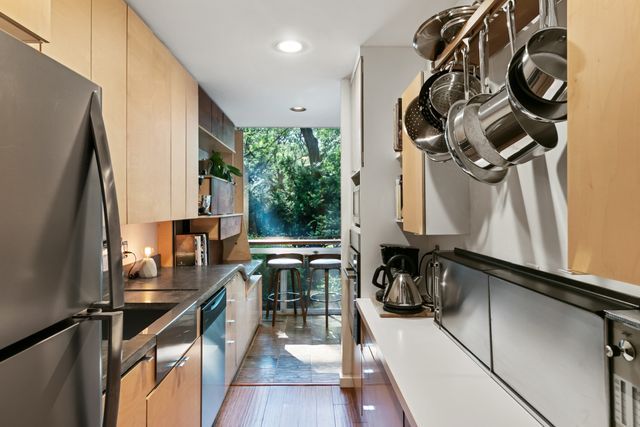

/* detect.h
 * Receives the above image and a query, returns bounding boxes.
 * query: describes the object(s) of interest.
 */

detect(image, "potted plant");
[207,151,242,215]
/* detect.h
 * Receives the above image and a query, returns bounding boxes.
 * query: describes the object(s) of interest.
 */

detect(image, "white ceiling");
[126,0,459,128]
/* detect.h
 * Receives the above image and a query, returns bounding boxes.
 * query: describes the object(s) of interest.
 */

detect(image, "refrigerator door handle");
[75,310,123,427]
[89,91,124,310]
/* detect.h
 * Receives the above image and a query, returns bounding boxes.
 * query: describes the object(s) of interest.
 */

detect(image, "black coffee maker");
[372,244,420,301]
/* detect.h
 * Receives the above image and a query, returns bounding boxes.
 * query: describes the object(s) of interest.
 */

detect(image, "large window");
[243,128,340,238]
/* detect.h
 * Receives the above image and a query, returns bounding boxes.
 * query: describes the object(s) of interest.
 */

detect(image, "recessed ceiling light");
[290,106,307,112]
[276,40,304,54]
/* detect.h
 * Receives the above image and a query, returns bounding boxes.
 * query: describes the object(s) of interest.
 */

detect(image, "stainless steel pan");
[413,5,477,61]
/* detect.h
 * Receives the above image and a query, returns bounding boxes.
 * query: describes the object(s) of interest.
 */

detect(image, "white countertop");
[357,298,542,427]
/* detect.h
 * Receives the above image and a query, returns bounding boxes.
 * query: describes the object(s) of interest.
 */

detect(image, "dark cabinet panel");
[198,86,212,133]
[223,114,235,149]
[211,100,223,138]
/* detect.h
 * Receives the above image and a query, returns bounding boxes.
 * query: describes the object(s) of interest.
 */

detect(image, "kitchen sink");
[101,304,178,341]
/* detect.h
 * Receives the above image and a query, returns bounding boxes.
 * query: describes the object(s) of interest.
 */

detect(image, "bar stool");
[308,254,341,328]
[265,253,306,326]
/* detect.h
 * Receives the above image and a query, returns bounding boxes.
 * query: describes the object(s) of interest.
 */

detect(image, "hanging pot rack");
[432,0,540,71]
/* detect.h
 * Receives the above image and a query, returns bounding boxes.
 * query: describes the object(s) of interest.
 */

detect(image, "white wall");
[358,46,437,301]
[121,223,158,265]
[462,5,569,273]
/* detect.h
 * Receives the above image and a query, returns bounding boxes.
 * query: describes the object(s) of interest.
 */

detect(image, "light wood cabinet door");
[91,0,127,224]
[0,0,51,42]
[147,338,201,427]
[170,56,187,220]
[185,73,199,219]
[126,7,171,224]
[116,352,155,427]
[236,275,261,363]
[401,72,425,235]
[41,0,90,78]
[224,274,242,387]
[567,0,640,285]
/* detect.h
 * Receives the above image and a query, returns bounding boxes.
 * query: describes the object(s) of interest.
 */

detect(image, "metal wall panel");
[440,259,492,367]
[490,276,608,427]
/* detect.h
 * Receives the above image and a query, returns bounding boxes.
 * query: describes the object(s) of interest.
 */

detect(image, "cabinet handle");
[142,355,154,363]
[177,356,190,368]
[226,340,235,345]
[226,320,236,324]
[227,299,236,303]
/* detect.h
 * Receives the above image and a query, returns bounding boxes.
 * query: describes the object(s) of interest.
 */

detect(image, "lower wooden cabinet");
[361,324,404,427]
[147,337,201,427]
[225,272,262,386]
[237,275,262,361]
[116,350,155,427]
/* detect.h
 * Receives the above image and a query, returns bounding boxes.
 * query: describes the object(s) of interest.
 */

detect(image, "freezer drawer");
[0,320,101,427]
[439,258,492,367]
[490,276,608,427]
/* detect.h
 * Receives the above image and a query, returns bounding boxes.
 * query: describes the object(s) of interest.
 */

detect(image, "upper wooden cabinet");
[126,8,172,224]
[170,55,187,220]
[0,0,50,42]
[185,72,199,219]
[198,86,236,153]
[42,0,91,78]
[567,1,640,284]
[400,72,469,236]
[91,0,127,225]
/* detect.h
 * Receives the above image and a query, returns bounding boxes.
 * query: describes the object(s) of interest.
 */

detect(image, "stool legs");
[296,269,306,324]
[324,269,330,328]
[290,269,297,316]
[266,267,306,327]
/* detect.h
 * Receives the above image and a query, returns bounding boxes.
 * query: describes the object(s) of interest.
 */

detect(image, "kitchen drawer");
[155,302,198,382]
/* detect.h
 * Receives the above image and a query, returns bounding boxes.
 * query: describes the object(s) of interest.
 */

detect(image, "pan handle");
[478,17,490,94]
[504,0,516,56]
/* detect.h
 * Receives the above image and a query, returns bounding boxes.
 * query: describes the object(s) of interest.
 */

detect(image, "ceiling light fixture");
[276,40,304,54]
[290,106,307,112]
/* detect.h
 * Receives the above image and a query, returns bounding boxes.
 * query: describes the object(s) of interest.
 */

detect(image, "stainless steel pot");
[518,0,567,102]
[445,100,509,184]
[475,86,558,164]
[507,45,567,122]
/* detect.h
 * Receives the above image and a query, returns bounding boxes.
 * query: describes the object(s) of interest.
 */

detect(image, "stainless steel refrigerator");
[0,30,124,427]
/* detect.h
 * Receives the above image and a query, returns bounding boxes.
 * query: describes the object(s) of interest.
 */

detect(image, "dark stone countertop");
[102,260,263,390]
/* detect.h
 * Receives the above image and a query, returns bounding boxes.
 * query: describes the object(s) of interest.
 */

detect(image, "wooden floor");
[214,385,366,427]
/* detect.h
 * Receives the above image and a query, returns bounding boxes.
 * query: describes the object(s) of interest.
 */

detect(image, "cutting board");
[372,300,434,318]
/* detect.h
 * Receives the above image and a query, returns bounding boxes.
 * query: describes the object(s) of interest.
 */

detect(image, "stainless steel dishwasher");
[201,288,226,427]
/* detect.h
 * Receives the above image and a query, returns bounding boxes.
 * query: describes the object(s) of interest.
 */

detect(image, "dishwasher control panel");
[607,311,640,427]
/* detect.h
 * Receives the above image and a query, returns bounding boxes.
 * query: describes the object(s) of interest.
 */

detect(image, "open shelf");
[198,125,235,154]
[433,0,539,70]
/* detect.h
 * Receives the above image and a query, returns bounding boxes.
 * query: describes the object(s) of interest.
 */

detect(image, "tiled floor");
[234,314,342,385]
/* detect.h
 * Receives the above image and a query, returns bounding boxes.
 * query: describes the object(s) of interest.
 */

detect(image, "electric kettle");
[380,255,424,314]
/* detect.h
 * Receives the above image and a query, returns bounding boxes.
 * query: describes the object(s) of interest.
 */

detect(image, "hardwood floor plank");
[316,385,336,427]
[261,385,288,427]
[215,386,270,427]
[215,385,365,427]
